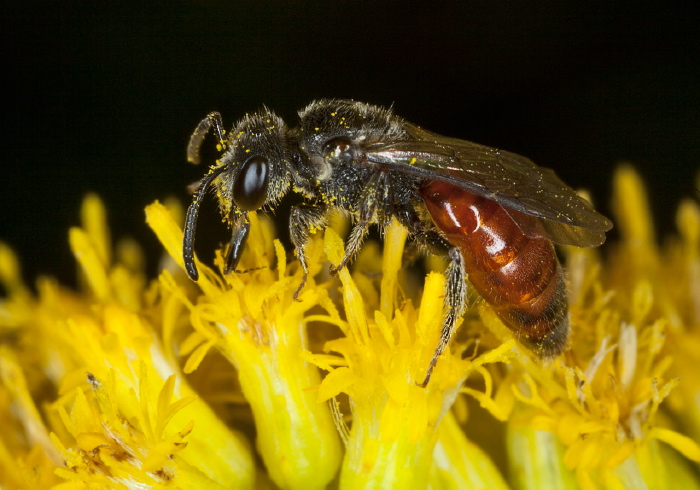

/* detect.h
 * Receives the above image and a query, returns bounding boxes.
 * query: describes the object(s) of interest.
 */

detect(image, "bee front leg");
[290,203,328,299]
[224,213,251,274]
[419,247,467,387]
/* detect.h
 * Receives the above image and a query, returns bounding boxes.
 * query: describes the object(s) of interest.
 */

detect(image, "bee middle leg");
[330,170,388,276]
[289,203,328,299]
[328,220,370,275]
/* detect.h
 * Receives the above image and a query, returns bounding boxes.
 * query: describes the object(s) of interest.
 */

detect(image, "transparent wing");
[365,123,612,247]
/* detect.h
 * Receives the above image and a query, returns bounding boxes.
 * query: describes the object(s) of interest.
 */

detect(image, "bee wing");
[365,125,612,247]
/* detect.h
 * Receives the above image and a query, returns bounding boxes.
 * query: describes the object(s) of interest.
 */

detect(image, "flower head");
[1,166,699,489]
[0,195,253,489]
[302,220,512,488]
[501,166,700,488]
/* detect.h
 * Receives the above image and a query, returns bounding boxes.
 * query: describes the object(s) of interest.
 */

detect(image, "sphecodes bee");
[183,99,613,387]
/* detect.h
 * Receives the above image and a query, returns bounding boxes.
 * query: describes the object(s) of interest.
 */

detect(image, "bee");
[184,99,612,386]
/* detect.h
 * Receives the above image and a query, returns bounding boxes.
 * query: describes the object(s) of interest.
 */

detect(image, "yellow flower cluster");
[0,166,698,489]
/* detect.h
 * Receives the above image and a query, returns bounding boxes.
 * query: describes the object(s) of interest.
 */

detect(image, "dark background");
[3,1,698,285]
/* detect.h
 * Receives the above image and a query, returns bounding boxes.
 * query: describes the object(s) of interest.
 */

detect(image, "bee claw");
[293,273,308,301]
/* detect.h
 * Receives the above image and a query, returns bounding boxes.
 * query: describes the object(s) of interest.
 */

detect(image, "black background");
[3,1,698,286]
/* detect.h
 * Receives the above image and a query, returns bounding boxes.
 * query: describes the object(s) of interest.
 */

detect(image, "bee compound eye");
[232,155,270,211]
[322,137,354,162]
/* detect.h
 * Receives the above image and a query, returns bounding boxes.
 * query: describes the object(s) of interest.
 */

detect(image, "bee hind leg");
[419,247,467,387]
[394,205,467,386]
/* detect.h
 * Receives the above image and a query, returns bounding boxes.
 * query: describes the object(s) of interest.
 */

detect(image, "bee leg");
[290,203,328,299]
[419,247,467,387]
[394,207,467,386]
[330,171,385,275]
[395,206,451,255]
[329,220,370,275]
[224,213,251,274]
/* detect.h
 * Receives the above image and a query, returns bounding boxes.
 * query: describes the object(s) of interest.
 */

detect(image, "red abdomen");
[420,180,568,356]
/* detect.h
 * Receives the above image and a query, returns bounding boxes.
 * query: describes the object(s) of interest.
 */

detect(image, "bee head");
[214,108,294,217]
[183,109,294,281]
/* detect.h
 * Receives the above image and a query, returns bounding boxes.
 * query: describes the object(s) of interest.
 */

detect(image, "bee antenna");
[187,111,227,165]
[183,164,229,280]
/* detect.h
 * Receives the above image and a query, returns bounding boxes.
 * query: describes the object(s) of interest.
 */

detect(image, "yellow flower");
[302,220,511,489]
[0,166,699,489]
[501,166,700,489]
[147,203,342,490]
[0,196,253,489]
